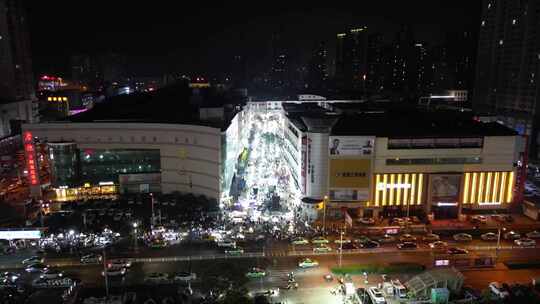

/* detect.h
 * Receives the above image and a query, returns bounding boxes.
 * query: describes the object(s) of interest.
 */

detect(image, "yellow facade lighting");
[485,172,492,202]
[477,172,485,204]
[53,97,57,101]
[492,172,499,203]
[470,173,477,203]
[63,97,68,101]
[47,97,52,101]
[506,171,514,203]
[374,174,380,206]
[417,173,423,205]
[462,173,470,204]
[403,174,409,206]
[389,174,395,205]
[396,174,402,205]
[499,172,507,203]
[409,174,416,206]
[382,174,387,206]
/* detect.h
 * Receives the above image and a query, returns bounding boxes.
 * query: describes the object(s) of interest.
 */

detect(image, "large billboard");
[0,230,42,240]
[329,136,374,156]
[430,174,461,203]
[329,159,371,188]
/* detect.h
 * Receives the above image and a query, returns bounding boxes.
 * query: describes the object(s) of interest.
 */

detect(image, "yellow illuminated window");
[477,173,485,204]
[403,174,409,206]
[470,173,477,203]
[63,97,68,101]
[47,97,52,101]
[485,172,492,202]
[463,173,470,204]
[389,174,395,205]
[53,97,57,101]
[382,174,387,206]
[374,174,380,206]
[506,172,514,203]
[417,174,423,205]
[396,174,402,205]
[409,174,416,206]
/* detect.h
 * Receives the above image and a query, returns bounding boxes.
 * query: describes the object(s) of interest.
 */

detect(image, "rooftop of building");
[65,83,241,130]
[283,102,517,137]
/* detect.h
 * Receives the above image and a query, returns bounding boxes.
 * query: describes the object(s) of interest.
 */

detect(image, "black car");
[340,243,358,250]
[360,241,380,249]
[397,242,417,250]
[447,247,468,255]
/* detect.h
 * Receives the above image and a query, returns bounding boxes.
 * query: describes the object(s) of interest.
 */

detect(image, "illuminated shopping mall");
[22,91,523,219]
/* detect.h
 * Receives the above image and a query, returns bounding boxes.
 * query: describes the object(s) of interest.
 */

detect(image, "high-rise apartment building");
[0,0,34,102]
[473,0,540,156]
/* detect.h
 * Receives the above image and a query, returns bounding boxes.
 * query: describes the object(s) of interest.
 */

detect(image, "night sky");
[25,0,481,77]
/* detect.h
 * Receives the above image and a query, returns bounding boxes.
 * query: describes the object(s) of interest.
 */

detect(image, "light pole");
[133,222,138,252]
[322,196,328,236]
[150,193,155,229]
[339,231,344,268]
[496,227,506,259]
[103,247,109,298]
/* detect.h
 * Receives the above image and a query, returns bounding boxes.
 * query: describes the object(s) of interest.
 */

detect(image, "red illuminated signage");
[23,131,39,186]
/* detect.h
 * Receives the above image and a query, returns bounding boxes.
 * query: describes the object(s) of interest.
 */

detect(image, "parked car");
[1,272,20,283]
[225,247,244,255]
[173,272,197,282]
[22,256,44,265]
[453,233,473,242]
[429,241,448,251]
[488,282,509,299]
[422,233,440,242]
[334,238,351,245]
[515,238,536,247]
[313,245,332,253]
[503,231,521,240]
[39,269,63,279]
[399,234,416,242]
[81,253,102,264]
[378,234,396,243]
[245,267,266,278]
[447,247,469,255]
[471,215,488,224]
[481,232,498,241]
[354,236,372,244]
[397,242,417,250]
[102,267,127,278]
[291,238,309,245]
[368,287,387,304]
[143,272,169,283]
[526,230,540,239]
[311,237,329,244]
[25,263,48,273]
[358,218,375,225]
[107,259,132,268]
[339,243,358,250]
[360,241,380,249]
[298,258,319,268]
[216,240,236,248]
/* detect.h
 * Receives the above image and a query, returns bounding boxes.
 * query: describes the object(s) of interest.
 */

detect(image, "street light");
[497,227,506,259]
[132,222,138,252]
[150,193,155,229]
[322,195,328,236]
[339,231,344,268]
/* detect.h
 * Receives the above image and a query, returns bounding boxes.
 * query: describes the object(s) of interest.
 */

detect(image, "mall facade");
[277,102,523,220]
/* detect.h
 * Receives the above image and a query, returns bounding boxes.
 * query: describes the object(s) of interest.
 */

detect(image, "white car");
[334,238,351,245]
[422,233,440,242]
[291,238,309,245]
[311,237,329,244]
[358,218,375,225]
[514,238,536,247]
[481,232,498,241]
[144,272,169,284]
[298,258,319,268]
[40,269,64,279]
[108,259,132,268]
[488,282,509,299]
[429,241,448,251]
[471,215,488,224]
[81,254,103,264]
[503,231,521,240]
[399,234,417,242]
[173,272,197,282]
[368,287,387,304]
[526,230,540,239]
[22,256,44,265]
[102,267,126,277]
[453,233,472,242]
[313,245,332,253]
[217,240,236,248]
[378,234,396,243]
